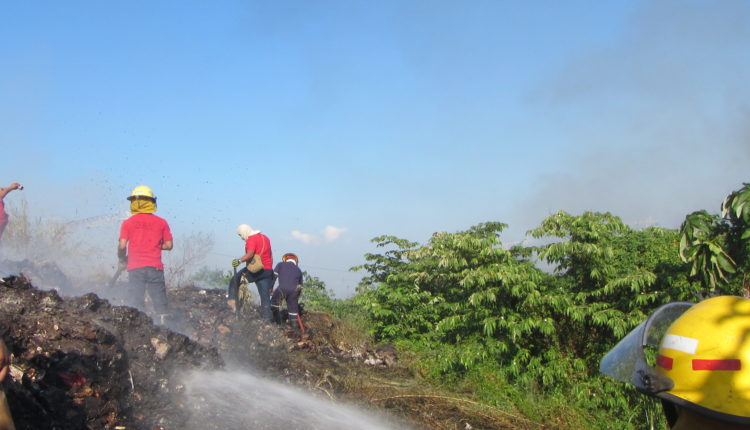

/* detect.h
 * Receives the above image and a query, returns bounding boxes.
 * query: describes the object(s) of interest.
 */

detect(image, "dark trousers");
[128,266,168,314]
[271,285,300,315]
[228,268,274,321]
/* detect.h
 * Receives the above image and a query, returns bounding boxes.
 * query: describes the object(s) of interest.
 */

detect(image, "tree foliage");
[300,272,336,312]
[352,209,710,427]
[679,183,750,294]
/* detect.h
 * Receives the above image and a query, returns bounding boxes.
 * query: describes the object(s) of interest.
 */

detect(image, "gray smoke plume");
[515,0,750,234]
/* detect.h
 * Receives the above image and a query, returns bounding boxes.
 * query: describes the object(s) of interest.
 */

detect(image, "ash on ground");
[0,262,412,430]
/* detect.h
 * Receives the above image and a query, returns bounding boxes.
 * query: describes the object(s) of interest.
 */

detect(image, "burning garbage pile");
[0,265,407,430]
[0,274,223,430]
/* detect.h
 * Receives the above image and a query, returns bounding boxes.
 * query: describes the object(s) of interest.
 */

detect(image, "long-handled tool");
[296,314,306,335]
[231,265,242,317]
[108,267,123,288]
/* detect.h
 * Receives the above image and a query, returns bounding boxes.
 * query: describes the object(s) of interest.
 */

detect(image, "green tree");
[679,183,750,295]
[300,272,336,312]
[354,216,698,428]
[355,223,568,383]
[529,211,699,363]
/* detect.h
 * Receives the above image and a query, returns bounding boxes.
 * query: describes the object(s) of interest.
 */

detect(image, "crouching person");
[270,253,303,334]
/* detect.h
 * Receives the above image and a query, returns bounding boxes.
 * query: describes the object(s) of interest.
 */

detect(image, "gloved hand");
[231,259,240,268]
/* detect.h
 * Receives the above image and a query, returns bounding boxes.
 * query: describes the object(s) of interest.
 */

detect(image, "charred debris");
[0,260,404,430]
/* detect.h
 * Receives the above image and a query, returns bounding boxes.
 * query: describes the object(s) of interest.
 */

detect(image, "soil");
[0,261,542,430]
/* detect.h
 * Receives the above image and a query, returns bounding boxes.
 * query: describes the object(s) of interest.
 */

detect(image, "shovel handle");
[108,267,123,288]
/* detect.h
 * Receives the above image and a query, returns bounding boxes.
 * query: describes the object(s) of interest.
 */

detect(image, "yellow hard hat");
[600,296,750,425]
[656,296,750,421]
[127,185,155,201]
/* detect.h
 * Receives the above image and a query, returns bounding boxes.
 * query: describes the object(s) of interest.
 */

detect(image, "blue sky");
[2,0,749,297]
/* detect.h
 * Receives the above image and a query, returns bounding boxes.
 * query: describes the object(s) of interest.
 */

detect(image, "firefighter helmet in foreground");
[600,295,750,425]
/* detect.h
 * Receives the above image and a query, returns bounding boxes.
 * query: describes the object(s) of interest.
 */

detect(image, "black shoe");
[289,316,302,335]
[271,308,282,324]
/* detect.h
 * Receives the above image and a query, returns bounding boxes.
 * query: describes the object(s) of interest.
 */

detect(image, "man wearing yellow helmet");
[601,295,750,430]
[118,186,173,318]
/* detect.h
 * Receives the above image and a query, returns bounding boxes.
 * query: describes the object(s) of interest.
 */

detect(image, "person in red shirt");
[118,186,173,317]
[0,183,21,244]
[0,337,15,430]
[229,224,274,322]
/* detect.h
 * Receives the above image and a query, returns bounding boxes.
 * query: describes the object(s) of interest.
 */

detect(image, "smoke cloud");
[514,0,750,235]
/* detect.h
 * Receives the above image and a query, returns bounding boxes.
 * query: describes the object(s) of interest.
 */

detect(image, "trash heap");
[0,275,222,430]
[0,262,513,430]
[0,271,404,430]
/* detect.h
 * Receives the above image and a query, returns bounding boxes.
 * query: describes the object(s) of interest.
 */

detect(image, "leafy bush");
[351,213,705,427]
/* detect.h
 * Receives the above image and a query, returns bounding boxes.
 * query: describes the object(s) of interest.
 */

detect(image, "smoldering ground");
[0,273,421,429]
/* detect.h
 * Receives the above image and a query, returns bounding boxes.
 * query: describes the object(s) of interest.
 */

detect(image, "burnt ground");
[0,262,544,430]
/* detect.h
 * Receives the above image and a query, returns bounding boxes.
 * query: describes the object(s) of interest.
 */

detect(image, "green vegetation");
[8,182,749,428]
[318,183,750,429]
[679,183,750,294]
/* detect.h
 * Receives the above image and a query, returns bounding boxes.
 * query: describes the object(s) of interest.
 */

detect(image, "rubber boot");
[289,315,302,336]
[271,307,282,325]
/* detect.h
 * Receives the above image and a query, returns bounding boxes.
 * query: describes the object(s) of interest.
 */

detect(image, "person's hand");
[0,339,10,381]
[296,284,303,293]
[227,299,236,312]
[118,258,128,270]
[9,183,20,191]
[231,259,240,268]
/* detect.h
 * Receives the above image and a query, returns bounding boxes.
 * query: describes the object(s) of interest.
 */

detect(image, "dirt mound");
[0,274,397,430]
[0,269,537,430]
[0,275,222,429]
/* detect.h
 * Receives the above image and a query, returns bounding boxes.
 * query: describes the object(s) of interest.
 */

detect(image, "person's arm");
[239,250,254,263]
[0,183,20,200]
[161,222,173,251]
[117,238,128,269]
[239,237,256,263]
[0,339,10,381]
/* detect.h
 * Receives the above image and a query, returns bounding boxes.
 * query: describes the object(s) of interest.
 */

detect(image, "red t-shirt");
[119,213,173,271]
[245,233,273,270]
